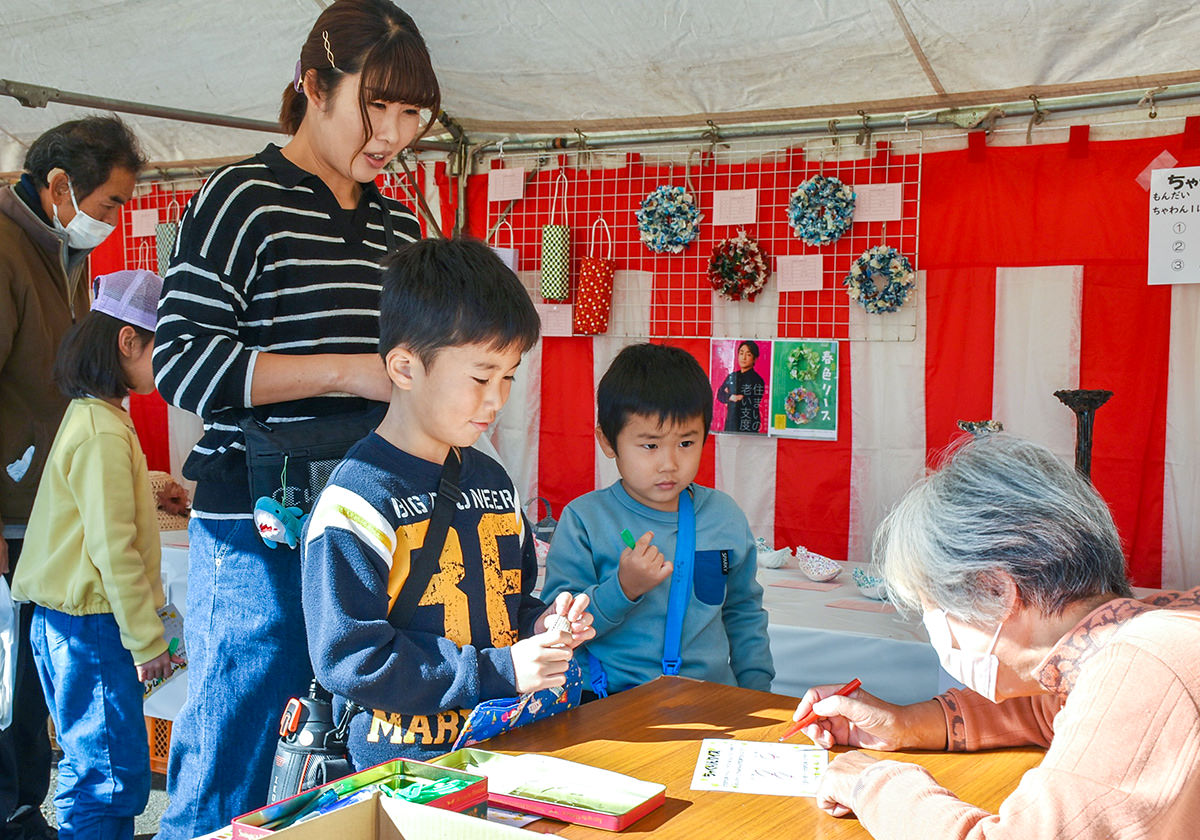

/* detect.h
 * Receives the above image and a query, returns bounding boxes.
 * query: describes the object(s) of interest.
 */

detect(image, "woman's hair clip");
[322,30,337,70]
[293,59,303,93]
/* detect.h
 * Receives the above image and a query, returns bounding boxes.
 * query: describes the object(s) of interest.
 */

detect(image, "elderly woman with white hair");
[794,434,1200,839]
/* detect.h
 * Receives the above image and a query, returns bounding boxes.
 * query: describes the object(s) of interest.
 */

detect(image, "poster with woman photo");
[711,338,770,435]
[768,339,839,440]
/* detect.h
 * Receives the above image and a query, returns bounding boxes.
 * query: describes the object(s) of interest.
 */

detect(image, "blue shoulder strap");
[586,487,696,695]
[662,487,695,676]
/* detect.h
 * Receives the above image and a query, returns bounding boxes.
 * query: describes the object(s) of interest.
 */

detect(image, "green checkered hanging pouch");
[540,170,571,300]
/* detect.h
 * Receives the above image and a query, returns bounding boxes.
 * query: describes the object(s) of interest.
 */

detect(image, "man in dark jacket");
[0,115,144,840]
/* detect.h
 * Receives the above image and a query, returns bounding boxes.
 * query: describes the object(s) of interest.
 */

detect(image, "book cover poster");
[768,340,838,440]
[710,339,770,436]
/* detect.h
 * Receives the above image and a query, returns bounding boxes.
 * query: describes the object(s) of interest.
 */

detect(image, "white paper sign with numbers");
[1149,165,1200,285]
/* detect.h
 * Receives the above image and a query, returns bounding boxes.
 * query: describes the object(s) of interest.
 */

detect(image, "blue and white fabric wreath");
[787,175,855,246]
[636,185,702,254]
[844,245,916,314]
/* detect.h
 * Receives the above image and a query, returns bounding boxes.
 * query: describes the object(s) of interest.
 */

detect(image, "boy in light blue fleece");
[542,343,774,697]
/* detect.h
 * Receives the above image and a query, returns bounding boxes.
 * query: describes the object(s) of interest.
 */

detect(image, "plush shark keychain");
[253,497,308,550]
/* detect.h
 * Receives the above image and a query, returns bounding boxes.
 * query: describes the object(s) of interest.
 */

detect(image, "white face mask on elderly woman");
[922,609,1004,702]
[52,176,116,250]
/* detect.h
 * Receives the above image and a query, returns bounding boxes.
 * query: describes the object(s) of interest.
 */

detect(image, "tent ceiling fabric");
[3,0,1200,167]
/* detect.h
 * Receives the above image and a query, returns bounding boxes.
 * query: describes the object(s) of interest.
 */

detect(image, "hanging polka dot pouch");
[573,217,616,335]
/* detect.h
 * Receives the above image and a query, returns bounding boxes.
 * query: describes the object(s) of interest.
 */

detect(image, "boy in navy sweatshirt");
[301,238,593,767]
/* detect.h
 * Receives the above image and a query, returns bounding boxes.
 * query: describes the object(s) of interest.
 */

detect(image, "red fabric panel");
[88,219,124,276]
[773,340,852,559]
[83,218,174,470]
[919,134,1200,585]
[652,337,716,488]
[1080,265,1170,588]
[537,336,595,514]
[920,135,1200,268]
[433,161,456,238]
[923,268,996,462]
[128,392,172,472]
[464,167,491,239]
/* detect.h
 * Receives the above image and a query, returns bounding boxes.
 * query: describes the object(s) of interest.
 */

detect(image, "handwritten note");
[691,739,828,797]
[852,183,903,222]
[775,255,824,292]
[534,303,573,336]
[130,208,159,238]
[488,167,526,202]
[711,189,758,226]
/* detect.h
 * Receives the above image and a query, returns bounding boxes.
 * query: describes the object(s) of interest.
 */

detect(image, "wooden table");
[484,676,1044,838]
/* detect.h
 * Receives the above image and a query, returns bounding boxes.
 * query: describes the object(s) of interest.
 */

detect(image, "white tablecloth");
[760,560,955,705]
[144,530,190,721]
[148,531,950,716]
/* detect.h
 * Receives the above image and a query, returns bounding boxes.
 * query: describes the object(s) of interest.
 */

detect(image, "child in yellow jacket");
[13,269,183,840]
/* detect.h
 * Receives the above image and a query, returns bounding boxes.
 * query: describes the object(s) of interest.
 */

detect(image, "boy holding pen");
[300,238,593,768]
[542,343,774,698]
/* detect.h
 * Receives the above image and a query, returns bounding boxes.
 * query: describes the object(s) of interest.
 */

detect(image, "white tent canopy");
[3,0,1200,170]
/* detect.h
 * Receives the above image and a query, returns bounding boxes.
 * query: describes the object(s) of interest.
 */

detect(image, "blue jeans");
[30,607,150,840]
[156,518,312,840]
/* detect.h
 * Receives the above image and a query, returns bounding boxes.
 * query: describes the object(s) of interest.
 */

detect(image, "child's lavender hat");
[91,269,163,331]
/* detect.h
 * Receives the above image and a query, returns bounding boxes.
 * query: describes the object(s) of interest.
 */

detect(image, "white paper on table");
[690,738,828,797]
[142,603,187,699]
[852,183,902,221]
[712,189,757,226]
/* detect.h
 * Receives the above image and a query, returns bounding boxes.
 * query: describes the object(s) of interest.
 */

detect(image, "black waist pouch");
[238,404,386,515]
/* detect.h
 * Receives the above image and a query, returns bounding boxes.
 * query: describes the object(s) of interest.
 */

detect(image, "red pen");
[778,678,862,742]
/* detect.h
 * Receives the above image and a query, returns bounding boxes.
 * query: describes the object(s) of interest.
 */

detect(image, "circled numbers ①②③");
[1172,259,1185,271]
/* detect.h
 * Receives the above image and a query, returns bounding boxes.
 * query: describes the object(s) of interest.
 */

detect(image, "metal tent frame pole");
[0,78,456,153]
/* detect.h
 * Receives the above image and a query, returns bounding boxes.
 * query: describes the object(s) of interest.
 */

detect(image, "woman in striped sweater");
[151,3,439,836]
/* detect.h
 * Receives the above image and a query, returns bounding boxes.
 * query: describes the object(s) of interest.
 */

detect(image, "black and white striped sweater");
[153,144,420,517]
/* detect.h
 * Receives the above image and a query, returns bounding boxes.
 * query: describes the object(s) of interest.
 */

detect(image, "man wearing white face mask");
[789,434,1200,839]
[0,115,144,840]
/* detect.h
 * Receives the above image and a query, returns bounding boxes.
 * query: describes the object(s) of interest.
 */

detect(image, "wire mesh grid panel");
[119,179,201,279]
[482,131,922,341]
[118,164,433,279]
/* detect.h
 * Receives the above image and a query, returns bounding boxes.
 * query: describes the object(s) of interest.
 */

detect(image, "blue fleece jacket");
[541,481,774,695]
[300,433,545,767]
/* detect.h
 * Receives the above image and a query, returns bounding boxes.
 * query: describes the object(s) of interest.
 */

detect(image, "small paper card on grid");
[691,738,828,797]
[852,183,902,222]
[130,208,159,238]
[488,167,526,202]
[712,189,758,226]
[775,255,824,292]
[535,303,573,336]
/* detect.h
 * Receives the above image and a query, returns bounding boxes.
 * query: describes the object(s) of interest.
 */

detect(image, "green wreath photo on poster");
[768,340,838,440]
